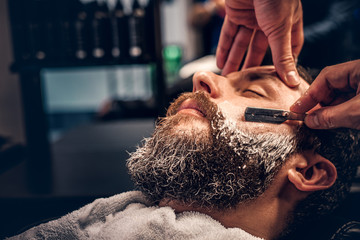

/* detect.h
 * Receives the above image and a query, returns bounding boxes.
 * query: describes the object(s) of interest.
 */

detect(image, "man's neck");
[159,193,294,240]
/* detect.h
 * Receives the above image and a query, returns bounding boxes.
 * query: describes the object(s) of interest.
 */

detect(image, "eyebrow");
[246,72,280,82]
[243,71,309,96]
[240,72,284,99]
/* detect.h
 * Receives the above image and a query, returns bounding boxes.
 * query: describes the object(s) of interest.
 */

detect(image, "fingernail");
[294,100,302,107]
[307,113,319,127]
[286,71,300,86]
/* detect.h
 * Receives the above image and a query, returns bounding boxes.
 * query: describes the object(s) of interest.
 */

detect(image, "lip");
[177,99,206,118]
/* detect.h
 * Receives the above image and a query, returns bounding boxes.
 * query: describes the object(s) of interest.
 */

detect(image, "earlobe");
[288,153,337,192]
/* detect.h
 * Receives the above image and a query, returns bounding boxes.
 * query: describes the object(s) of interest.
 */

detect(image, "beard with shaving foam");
[127,92,299,210]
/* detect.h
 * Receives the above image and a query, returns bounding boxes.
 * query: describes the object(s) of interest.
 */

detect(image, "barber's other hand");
[291,60,360,130]
[216,0,303,86]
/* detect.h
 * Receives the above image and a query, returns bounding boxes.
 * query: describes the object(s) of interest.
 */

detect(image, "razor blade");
[245,107,306,124]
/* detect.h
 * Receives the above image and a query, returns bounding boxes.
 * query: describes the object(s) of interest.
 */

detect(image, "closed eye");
[243,89,264,97]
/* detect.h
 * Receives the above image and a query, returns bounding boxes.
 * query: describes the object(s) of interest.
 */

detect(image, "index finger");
[290,80,333,114]
[216,16,238,70]
[266,23,300,87]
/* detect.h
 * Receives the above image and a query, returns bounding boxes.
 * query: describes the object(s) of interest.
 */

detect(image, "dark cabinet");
[7,0,165,194]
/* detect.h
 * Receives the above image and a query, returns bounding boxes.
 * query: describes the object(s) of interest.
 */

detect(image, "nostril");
[200,81,211,94]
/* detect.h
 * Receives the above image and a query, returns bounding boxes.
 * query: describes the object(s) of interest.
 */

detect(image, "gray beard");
[127,92,299,210]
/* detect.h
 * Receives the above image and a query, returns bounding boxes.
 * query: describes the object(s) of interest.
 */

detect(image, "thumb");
[267,27,300,87]
[304,99,360,130]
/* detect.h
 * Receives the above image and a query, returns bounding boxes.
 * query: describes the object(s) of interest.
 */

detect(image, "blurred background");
[0,0,359,238]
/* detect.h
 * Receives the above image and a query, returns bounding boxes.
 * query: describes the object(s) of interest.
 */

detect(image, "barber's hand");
[290,60,360,130]
[216,0,304,86]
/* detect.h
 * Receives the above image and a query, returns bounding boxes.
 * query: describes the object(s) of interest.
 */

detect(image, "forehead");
[228,65,277,76]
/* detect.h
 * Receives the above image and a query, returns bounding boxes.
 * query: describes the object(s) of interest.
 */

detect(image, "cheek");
[275,91,302,110]
[216,99,298,135]
[217,100,246,122]
[242,120,298,135]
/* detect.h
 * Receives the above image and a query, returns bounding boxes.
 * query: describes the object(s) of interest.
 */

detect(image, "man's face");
[127,66,309,209]
[173,65,308,135]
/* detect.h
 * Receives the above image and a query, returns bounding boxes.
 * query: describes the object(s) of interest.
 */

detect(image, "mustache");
[166,91,220,121]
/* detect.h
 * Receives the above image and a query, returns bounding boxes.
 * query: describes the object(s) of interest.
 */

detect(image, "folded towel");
[8,191,263,240]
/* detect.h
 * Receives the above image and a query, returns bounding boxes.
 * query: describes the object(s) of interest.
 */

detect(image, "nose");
[192,71,220,98]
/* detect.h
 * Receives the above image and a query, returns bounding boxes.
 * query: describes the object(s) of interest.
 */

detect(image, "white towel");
[8,191,263,240]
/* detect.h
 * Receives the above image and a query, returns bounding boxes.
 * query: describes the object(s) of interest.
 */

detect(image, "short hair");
[291,66,360,226]
[296,65,314,85]
[297,127,360,214]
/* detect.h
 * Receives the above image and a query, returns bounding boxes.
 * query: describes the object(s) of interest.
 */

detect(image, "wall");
[160,0,201,62]
[0,0,200,145]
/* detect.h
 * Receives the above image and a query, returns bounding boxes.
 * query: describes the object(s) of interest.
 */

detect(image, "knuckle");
[223,31,235,42]
[319,110,336,128]
[266,22,290,39]
[277,55,295,65]
[320,66,331,76]
[273,54,296,72]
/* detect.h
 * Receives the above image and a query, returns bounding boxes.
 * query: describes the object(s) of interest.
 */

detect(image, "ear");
[288,151,337,192]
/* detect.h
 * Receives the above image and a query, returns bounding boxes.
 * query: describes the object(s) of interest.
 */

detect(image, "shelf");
[10,58,160,73]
